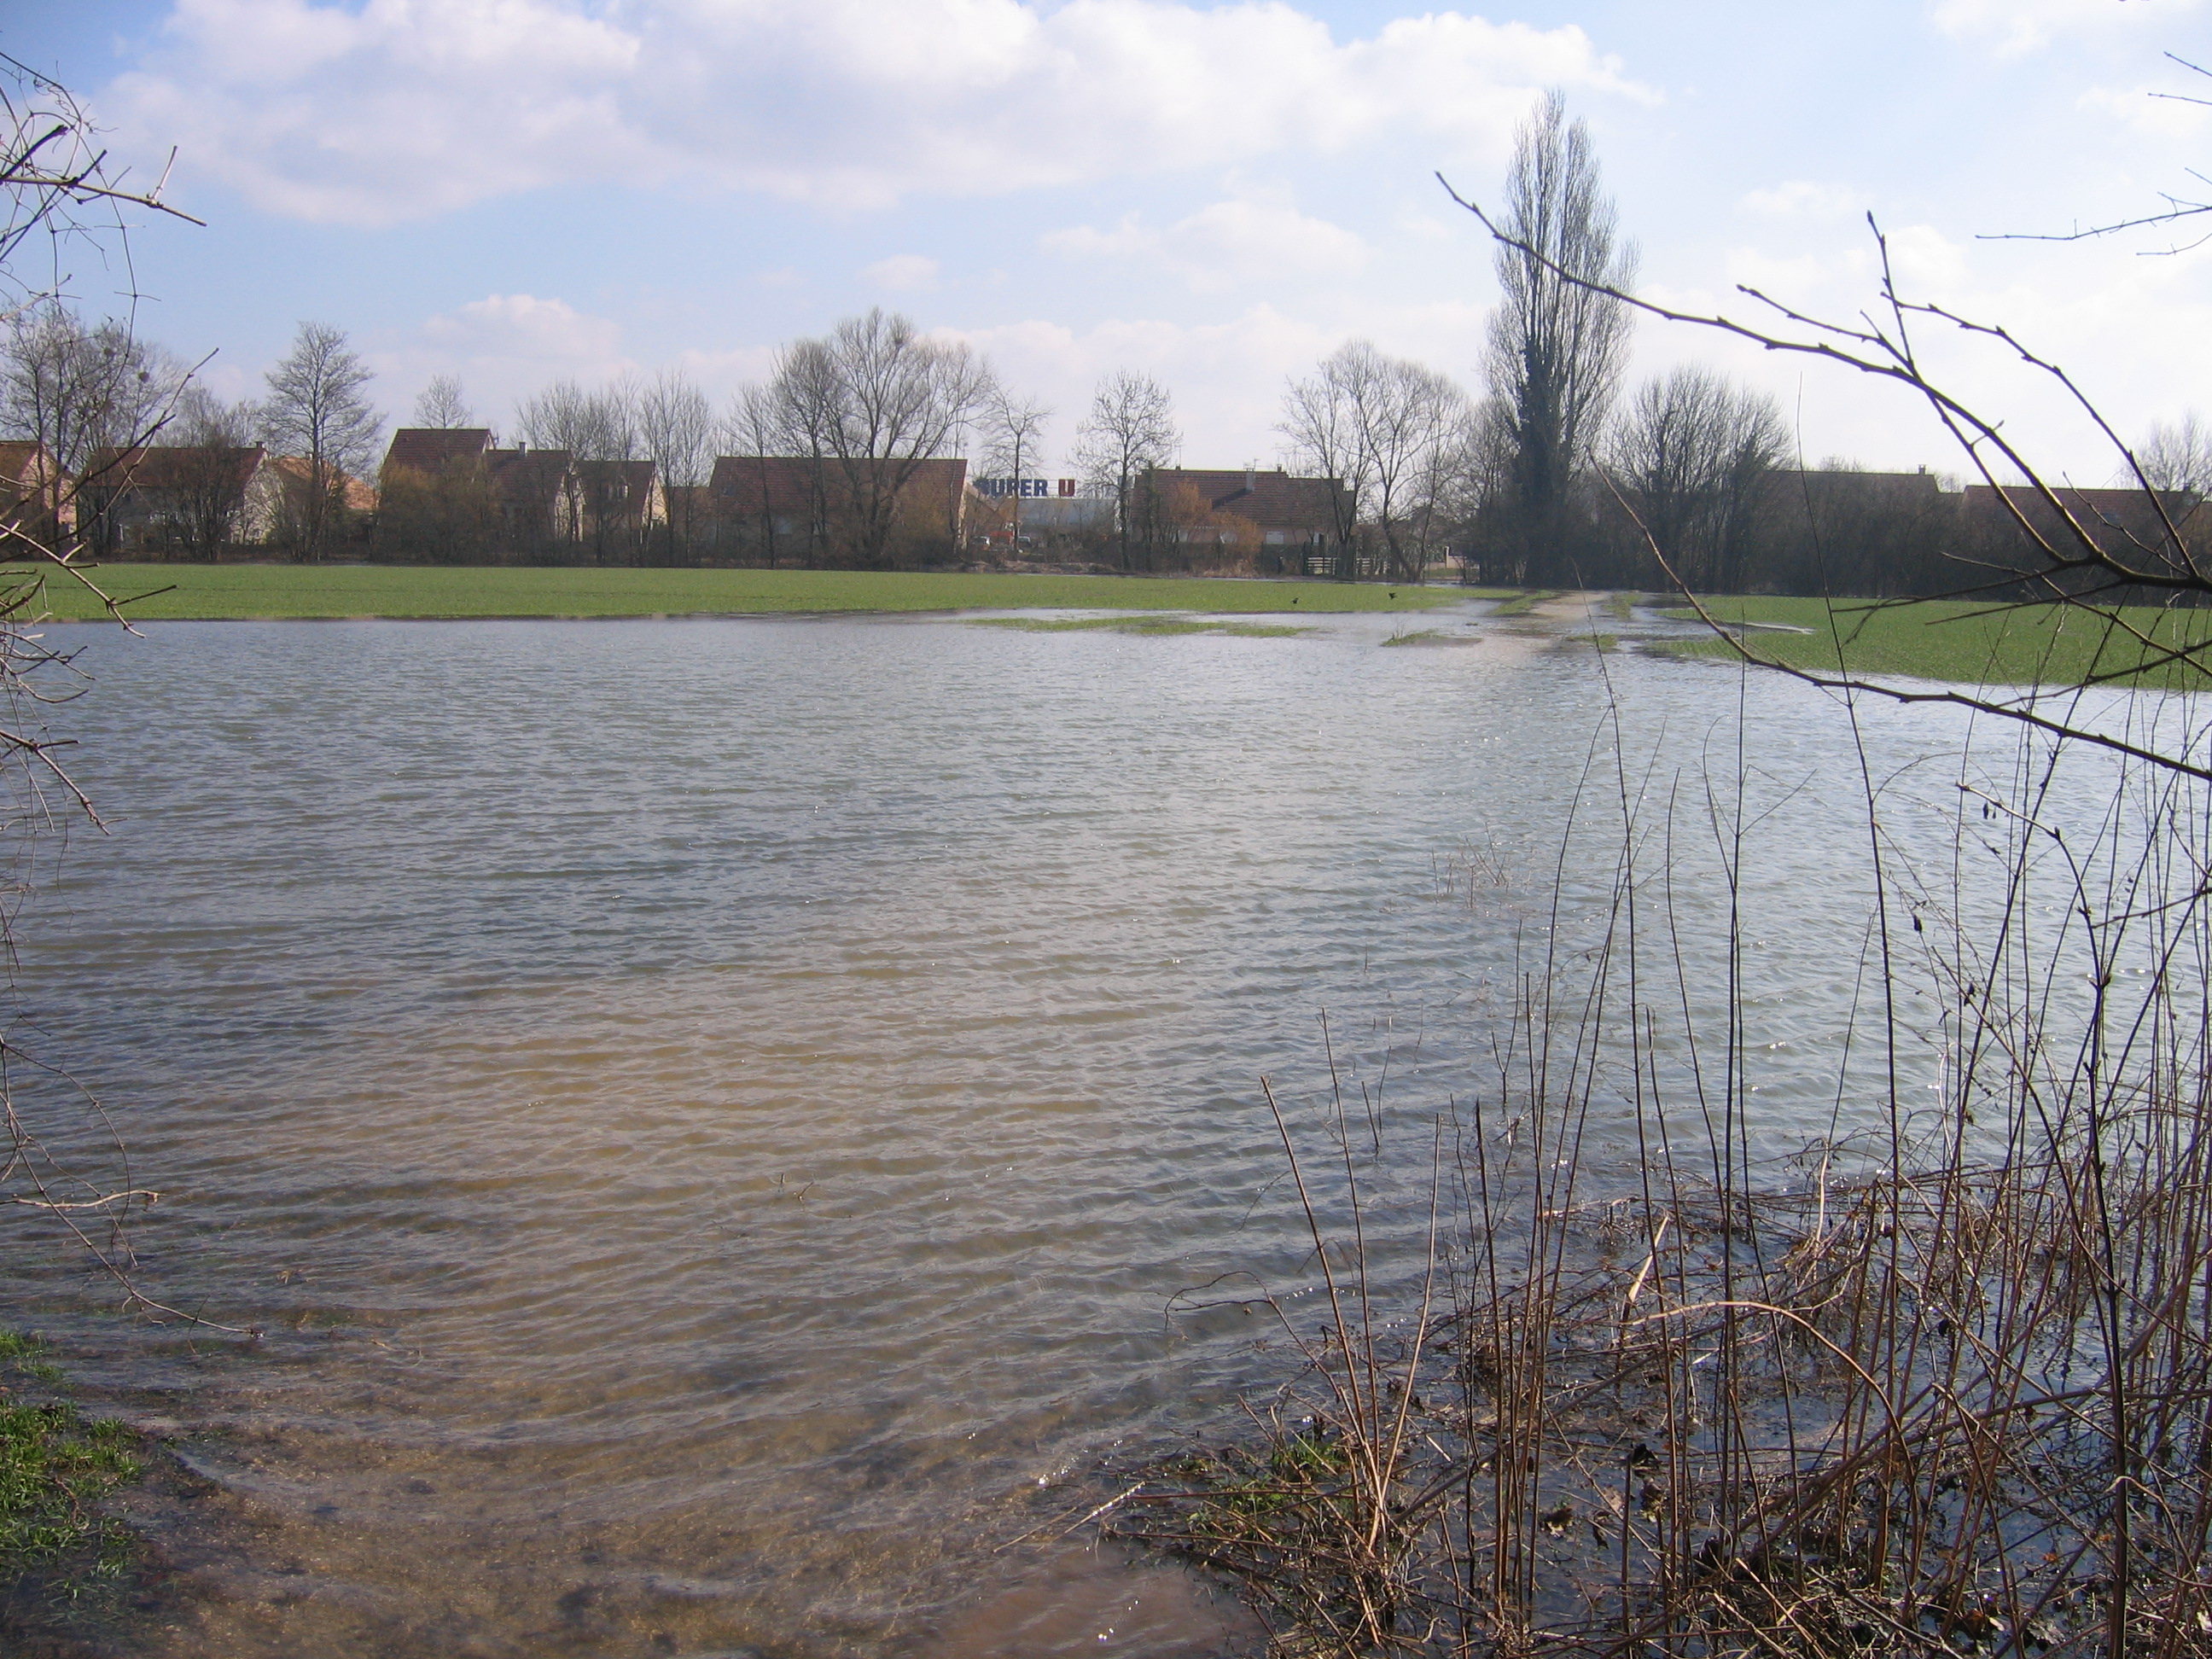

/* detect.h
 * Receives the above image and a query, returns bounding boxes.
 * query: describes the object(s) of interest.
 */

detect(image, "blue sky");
[9,0,2208,479]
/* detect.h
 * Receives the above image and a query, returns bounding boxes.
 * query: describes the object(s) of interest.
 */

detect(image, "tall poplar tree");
[1483,92,1636,585]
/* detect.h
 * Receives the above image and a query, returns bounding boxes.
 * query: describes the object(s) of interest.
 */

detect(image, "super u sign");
[975,478,1078,498]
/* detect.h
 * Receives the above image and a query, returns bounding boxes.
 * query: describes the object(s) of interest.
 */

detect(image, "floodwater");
[0,595,2016,1655]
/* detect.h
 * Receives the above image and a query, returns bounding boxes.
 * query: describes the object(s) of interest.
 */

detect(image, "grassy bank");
[1659,593,2212,688]
[26,563,1470,622]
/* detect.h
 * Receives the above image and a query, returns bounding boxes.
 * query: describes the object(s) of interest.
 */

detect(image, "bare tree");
[3,304,188,552]
[0,55,241,1328]
[1604,364,1786,591]
[515,377,635,460]
[759,342,839,557]
[2134,411,2212,495]
[754,310,996,568]
[1277,354,1364,575]
[259,321,381,562]
[1073,370,1179,571]
[982,387,1051,484]
[0,49,195,321]
[0,55,199,562]
[411,374,475,430]
[1481,90,1637,585]
[723,381,792,565]
[515,377,642,560]
[979,386,1051,557]
[1428,394,1516,582]
[578,378,644,563]
[1280,341,1469,582]
[637,369,713,563]
[514,378,589,454]
[160,385,259,562]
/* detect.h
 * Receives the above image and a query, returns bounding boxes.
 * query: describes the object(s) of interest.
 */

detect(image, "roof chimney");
[1245,461,1256,493]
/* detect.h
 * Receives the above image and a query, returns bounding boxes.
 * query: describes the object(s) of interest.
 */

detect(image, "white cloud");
[2079,81,2212,141]
[942,299,1493,469]
[372,293,781,429]
[1738,180,1863,221]
[1930,0,2202,56]
[944,307,1336,470]
[422,293,624,360]
[1881,223,1972,289]
[375,293,635,428]
[1634,207,2212,477]
[102,0,1641,224]
[1043,196,1369,290]
[864,254,941,292]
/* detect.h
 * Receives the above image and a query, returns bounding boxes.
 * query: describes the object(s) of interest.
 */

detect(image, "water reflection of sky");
[2,611,2189,1657]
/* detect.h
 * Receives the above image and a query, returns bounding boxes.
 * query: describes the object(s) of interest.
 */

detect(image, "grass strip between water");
[1486,589,1561,617]
[1659,594,2212,689]
[24,564,1468,622]
[968,614,1312,637]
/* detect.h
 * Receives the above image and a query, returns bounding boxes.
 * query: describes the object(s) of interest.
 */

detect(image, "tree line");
[9,91,2206,584]
[1276,93,2210,595]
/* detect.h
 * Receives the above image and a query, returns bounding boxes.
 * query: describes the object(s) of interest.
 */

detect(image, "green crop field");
[1658,595,2212,690]
[22,563,1469,622]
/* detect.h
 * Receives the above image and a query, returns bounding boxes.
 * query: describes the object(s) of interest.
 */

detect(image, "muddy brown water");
[0,601,2036,1654]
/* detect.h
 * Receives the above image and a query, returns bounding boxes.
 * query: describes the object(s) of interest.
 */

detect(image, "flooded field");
[0,597,1994,1655]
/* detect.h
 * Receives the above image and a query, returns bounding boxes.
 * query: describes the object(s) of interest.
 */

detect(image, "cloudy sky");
[11,0,2209,480]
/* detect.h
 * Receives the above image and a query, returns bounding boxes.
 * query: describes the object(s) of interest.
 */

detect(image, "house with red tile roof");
[381,428,496,479]
[379,428,588,555]
[574,457,663,562]
[79,445,284,557]
[1139,466,1348,572]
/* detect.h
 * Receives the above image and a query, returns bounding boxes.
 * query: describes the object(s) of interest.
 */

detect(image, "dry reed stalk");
[1121,674,2212,1659]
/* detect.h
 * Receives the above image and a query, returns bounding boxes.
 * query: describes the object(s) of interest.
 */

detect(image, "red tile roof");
[86,445,269,492]
[382,428,494,477]
[486,447,573,504]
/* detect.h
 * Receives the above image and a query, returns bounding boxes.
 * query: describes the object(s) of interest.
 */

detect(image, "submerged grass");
[0,1333,143,1621]
[968,614,1313,637]
[24,563,1468,622]
[1657,594,2212,688]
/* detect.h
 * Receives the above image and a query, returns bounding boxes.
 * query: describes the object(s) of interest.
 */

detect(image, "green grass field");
[26,563,1468,622]
[1657,596,2212,690]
